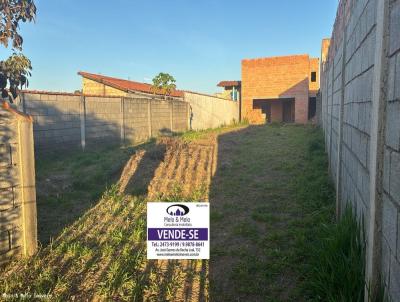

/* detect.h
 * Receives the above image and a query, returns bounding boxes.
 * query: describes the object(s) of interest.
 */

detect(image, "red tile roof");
[20,89,125,98]
[217,81,241,87]
[78,71,184,97]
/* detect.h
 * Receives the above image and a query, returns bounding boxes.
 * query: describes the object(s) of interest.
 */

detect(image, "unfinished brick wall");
[320,0,400,299]
[19,92,189,153]
[0,102,37,264]
[309,58,320,93]
[82,78,126,97]
[241,55,319,124]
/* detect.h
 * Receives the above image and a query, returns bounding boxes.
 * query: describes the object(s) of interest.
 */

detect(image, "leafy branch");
[0,0,36,102]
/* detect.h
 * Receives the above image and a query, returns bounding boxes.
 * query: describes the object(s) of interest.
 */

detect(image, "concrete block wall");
[22,93,82,150]
[381,0,400,297]
[123,98,150,143]
[172,101,188,132]
[0,102,37,264]
[19,92,189,153]
[151,100,171,137]
[321,0,400,299]
[183,91,239,130]
[341,0,375,222]
[85,96,122,145]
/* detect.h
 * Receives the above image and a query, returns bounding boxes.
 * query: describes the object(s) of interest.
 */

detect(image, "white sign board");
[147,202,210,259]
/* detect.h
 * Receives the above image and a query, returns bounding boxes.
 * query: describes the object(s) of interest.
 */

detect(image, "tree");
[0,53,32,100]
[151,72,177,99]
[0,0,36,102]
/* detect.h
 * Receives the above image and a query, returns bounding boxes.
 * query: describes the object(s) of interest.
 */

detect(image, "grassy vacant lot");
[0,124,336,301]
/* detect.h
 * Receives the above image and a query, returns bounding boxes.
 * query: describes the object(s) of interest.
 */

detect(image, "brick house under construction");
[241,54,319,124]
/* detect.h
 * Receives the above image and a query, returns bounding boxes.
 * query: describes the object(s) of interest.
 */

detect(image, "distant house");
[78,71,184,99]
[216,81,241,101]
[241,54,319,124]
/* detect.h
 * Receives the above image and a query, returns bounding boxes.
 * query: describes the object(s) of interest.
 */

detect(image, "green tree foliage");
[151,72,177,99]
[0,53,32,100]
[0,0,36,102]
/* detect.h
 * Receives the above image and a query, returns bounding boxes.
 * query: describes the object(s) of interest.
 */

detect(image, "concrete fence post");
[147,99,152,138]
[365,0,390,299]
[80,96,86,151]
[336,30,347,219]
[170,101,174,133]
[17,118,37,256]
[187,102,191,131]
[329,59,335,172]
[120,97,125,144]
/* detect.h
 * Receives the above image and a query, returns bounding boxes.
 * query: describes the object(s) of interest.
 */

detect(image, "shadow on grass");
[35,139,157,246]
[120,143,167,196]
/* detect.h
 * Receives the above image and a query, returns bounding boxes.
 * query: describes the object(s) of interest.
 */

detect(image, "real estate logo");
[166,204,190,216]
[147,202,209,259]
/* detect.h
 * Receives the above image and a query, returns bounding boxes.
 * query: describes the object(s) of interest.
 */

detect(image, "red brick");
[241,54,319,124]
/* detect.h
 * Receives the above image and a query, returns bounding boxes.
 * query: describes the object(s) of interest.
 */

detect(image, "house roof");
[217,81,241,87]
[78,71,184,97]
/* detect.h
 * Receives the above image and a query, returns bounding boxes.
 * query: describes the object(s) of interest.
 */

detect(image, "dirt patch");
[119,137,216,201]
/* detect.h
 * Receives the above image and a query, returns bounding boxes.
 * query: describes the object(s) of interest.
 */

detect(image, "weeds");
[181,122,248,142]
[154,182,207,202]
[305,207,365,302]
[298,128,367,301]
[102,184,122,201]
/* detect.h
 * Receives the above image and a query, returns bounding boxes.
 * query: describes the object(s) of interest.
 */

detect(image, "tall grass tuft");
[306,206,365,302]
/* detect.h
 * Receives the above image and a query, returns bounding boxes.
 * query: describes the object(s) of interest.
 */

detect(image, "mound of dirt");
[119,137,216,200]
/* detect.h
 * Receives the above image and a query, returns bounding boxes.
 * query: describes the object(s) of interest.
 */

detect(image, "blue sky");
[0,0,338,94]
